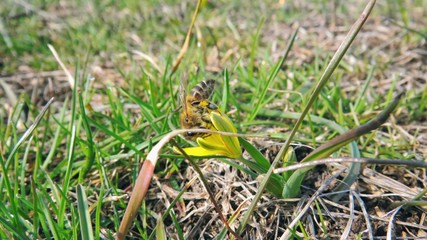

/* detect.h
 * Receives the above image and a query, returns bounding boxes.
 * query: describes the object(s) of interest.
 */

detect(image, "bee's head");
[180,112,189,128]
[179,113,203,140]
[180,110,198,130]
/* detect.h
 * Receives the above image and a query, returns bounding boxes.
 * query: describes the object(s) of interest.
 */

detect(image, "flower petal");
[210,112,237,133]
[196,133,226,149]
[176,111,241,159]
[174,146,228,157]
[210,112,241,158]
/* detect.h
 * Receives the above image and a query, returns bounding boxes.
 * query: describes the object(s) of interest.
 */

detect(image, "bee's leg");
[201,112,211,122]
[187,126,211,140]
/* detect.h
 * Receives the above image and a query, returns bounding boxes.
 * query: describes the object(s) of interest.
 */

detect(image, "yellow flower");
[176,112,241,159]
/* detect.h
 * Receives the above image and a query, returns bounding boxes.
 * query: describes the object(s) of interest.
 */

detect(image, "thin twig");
[341,190,355,240]
[171,0,202,75]
[387,206,402,240]
[48,44,75,89]
[274,157,427,174]
[353,189,374,240]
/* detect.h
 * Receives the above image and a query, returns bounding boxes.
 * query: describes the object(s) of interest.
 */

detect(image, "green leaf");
[282,147,297,181]
[239,138,284,197]
[282,168,306,198]
[77,185,94,240]
[239,138,270,170]
[156,216,167,240]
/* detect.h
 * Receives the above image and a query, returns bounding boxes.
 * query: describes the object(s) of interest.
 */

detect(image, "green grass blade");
[78,93,95,181]
[42,98,68,169]
[221,68,230,112]
[155,216,167,240]
[38,189,61,239]
[59,67,80,228]
[0,144,20,232]
[30,177,39,239]
[77,185,94,240]
[354,63,376,112]
[19,136,32,196]
[0,215,28,239]
[248,17,264,81]
[94,182,104,240]
[59,116,77,228]
[4,98,54,169]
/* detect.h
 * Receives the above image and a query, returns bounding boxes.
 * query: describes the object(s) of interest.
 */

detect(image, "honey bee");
[180,79,220,140]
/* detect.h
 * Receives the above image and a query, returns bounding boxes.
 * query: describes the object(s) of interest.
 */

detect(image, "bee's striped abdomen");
[190,79,215,100]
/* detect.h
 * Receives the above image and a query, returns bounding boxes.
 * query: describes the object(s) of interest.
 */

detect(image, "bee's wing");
[179,77,188,114]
